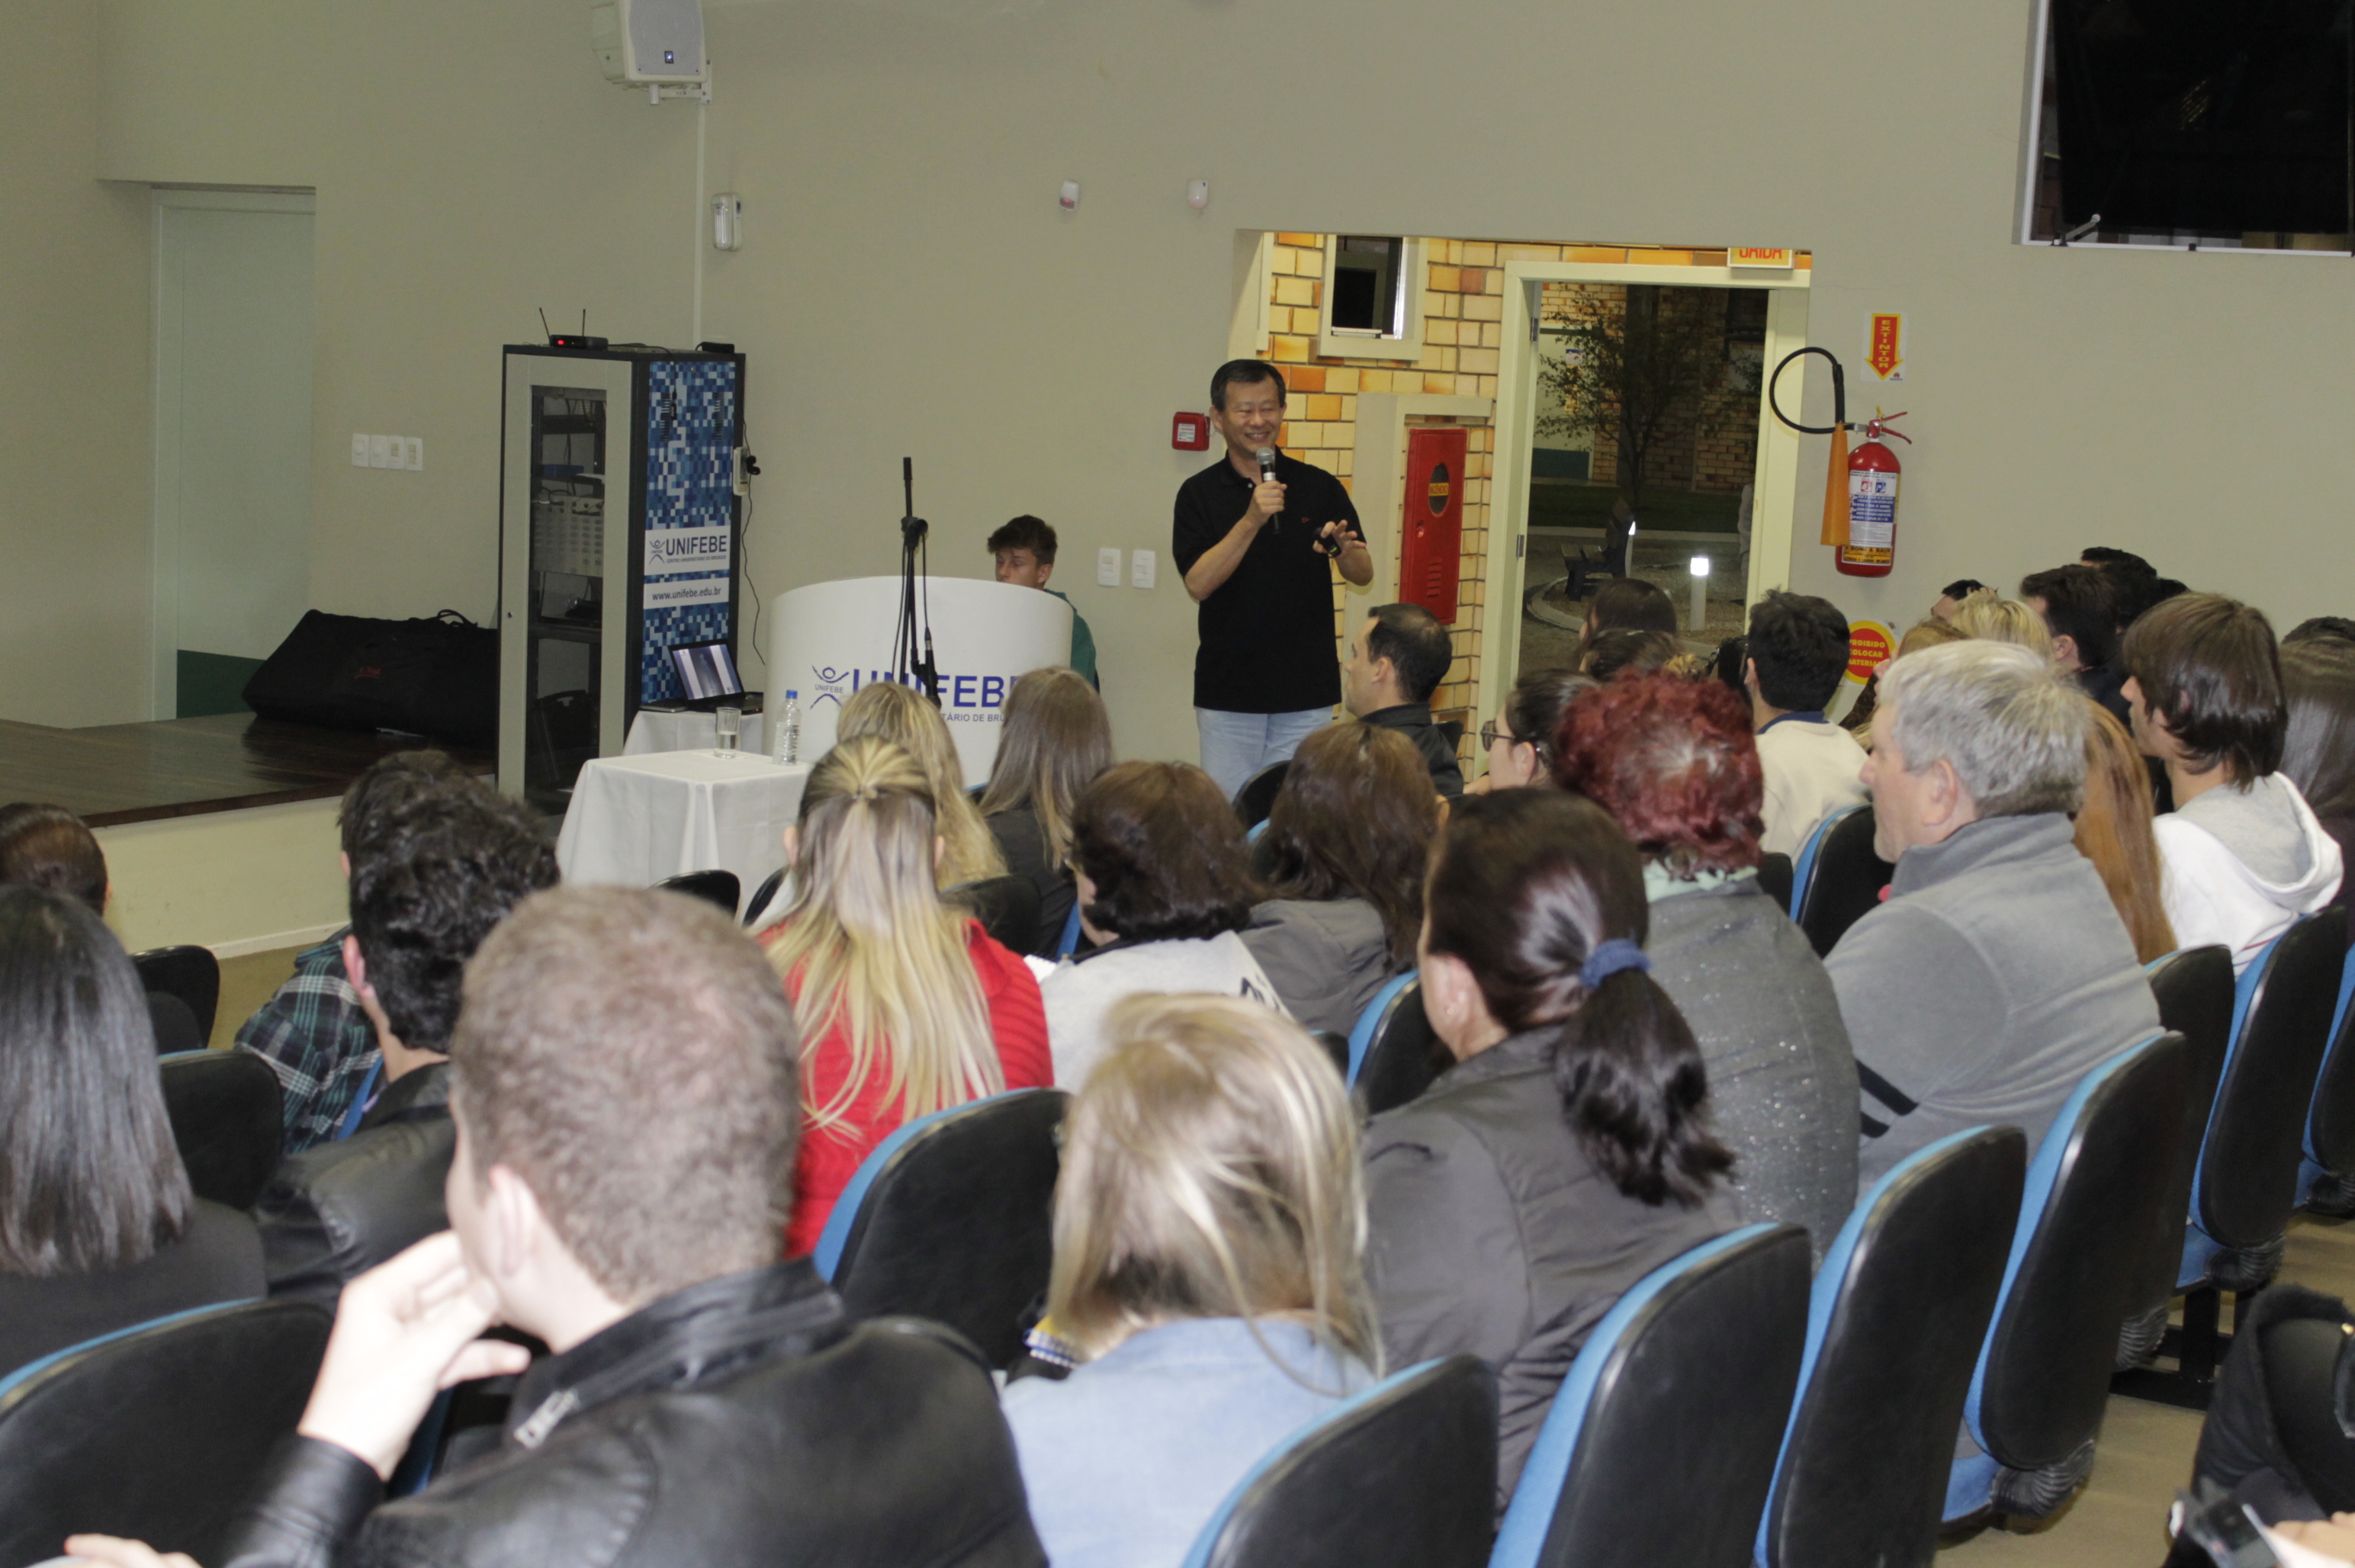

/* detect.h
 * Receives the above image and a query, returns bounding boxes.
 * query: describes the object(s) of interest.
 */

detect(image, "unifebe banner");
[768,576,1075,787]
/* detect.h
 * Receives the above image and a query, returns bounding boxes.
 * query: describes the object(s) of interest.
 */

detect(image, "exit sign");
[1728,247,1796,269]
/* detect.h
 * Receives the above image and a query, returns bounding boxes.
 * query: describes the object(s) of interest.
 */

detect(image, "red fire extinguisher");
[1836,413,1909,578]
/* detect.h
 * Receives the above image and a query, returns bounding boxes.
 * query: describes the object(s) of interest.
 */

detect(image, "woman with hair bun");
[1363,790,1734,1509]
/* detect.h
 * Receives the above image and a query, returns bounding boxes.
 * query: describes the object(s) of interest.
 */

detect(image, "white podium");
[768,577,1074,789]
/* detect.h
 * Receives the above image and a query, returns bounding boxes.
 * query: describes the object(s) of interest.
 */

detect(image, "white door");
[152,190,316,718]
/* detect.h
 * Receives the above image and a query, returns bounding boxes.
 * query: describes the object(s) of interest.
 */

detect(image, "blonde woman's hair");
[1047,993,1377,1375]
[1952,588,2055,660]
[766,737,1001,1135]
[2074,702,2178,963]
[976,667,1113,870]
[836,680,1007,888]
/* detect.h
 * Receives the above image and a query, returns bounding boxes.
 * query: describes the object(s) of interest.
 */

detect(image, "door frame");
[1483,258,1812,731]
[149,186,316,719]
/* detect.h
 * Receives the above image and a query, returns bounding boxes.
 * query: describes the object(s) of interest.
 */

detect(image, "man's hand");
[296,1232,533,1480]
[1322,522,1373,586]
[59,1538,200,1568]
[1246,477,1287,527]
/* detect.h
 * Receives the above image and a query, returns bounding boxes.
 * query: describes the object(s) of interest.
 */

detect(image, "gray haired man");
[1830,640,2161,1184]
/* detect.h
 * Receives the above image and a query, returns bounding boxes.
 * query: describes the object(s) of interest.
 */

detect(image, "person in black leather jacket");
[254,787,556,1306]
[67,885,1043,1568]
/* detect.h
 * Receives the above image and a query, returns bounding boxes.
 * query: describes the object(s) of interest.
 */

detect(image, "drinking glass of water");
[714,705,741,756]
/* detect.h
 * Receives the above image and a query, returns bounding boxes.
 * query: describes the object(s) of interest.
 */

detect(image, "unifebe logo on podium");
[769,577,1076,788]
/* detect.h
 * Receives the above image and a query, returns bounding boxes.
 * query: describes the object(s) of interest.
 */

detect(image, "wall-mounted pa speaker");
[590,0,705,85]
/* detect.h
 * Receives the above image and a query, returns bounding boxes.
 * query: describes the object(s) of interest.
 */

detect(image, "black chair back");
[946,874,1042,956]
[1232,761,1290,830]
[1970,1033,2189,1512]
[0,1299,331,1563]
[1756,852,1794,914]
[814,1088,1068,1367]
[1349,980,1447,1117]
[742,866,787,927]
[1495,1225,1811,1568]
[1184,1356,1496,1568]
[1760,1126,2026,1568]
[1794,806,1891,958]
[657,868,741,916]
[2196,915,2345,1262]
[133,944,221,1043]
[2301,949,2355,1206]
[159,1049,284,1210]
[2121,946,2234,1341]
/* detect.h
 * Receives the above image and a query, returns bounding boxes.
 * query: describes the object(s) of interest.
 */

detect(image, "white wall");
[55,0,2355,761]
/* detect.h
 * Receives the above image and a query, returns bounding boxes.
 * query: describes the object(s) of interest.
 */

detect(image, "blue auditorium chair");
[1232,760,1290,831]
[0,1299,330,1563]
[657,867,741,916]
[741,866,787,927]
[1179,1355,1496,1568]
[133,943,222,1044]
[159,1048,284,1210]
[2118,945,2235,1368]
[1489,1223,1810,1568]
[812,1087,1068,1367]
[1756,1126,2025,1568]
[1788,805,1891,959]
[946,873,1042,955]
[2297,942,2355,1215]
[1345,973,1444,1116]
[1945,1032,2189,1521]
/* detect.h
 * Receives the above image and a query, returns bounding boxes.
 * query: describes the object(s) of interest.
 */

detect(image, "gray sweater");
[1648,876,1859,1264]
[1239,896,1400,1039]
[1826,813,2161,1187]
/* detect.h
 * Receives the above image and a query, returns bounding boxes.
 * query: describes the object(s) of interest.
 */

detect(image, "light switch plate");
[351,433,371,468]
[1097,548,1121,587]
[368,435,394,469]
[403,437,424,471]
[1129,549,1156,590]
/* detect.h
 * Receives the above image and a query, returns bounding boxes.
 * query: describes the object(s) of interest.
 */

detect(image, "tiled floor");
[1949,1214,2355,1565]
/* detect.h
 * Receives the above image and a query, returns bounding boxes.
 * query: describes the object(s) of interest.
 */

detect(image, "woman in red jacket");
[763,735,1050,1255]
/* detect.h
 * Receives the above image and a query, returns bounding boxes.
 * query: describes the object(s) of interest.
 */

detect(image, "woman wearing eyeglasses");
[1464,668,1595,795]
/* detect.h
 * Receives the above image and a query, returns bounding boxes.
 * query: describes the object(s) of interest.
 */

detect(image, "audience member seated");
[1242,724,1435,1036]
[2288,617,2355,650]
[1556,673,1860,1262]
[2283,638,2355,944]
[2022,563,2130,723]
[2074,702,2179,964]
[1581,626,1704,683]
[1951,587,2054,659]
[1745,590,1868,857]
[1468,667,1595,794]
[0,886,263,1378]
[1578,576,1679,660]
[1043,762,1284,1088]
[2082,545,2184,637]
[1831,641,2161,1183]
[977,667,1114,955]
[2125,593,2343,975]
[1843,615,1966,747]
[1362,789,1734,1507]
[1002,994,1376,1568]
[1341,601,1463,797]
[0,799,201,1050]
[71,885,1045,1568]
[236,750,478,1152]
[836,678,1008,888]
[763,737,1049,1256]
[253,789,557,1306]
[1930,578,1987,622]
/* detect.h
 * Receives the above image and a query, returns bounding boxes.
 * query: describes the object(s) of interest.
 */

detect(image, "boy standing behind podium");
[990,516,1098,688]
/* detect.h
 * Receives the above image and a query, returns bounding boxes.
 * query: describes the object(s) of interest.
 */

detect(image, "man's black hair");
[1210,359,1287,413]
[1746,590,1850,713]
[2019,564,2120,669]
[337,750,477,865]
[2287,616,2355,648]
[986,515,1057,564]
[1939,578,1986,601]
[1367,603,1454,705]
[2122,593,2285,784]
[2080,546,2154,574]
[348,794,559,1054]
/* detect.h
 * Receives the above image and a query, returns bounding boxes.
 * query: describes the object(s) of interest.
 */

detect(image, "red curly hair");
[1552,673,1765,875]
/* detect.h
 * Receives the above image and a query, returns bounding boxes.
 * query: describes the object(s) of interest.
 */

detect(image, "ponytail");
[1550,967,1730,1209]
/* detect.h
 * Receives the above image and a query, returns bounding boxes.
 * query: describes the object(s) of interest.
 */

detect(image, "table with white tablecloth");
[555,749,809,914]
[624,707,773,760]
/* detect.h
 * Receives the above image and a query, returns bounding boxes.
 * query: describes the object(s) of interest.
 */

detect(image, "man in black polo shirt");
[1173,359,1374,798]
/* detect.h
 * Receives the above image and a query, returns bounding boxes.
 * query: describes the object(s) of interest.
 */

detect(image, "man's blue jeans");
[1196,707,1332,801]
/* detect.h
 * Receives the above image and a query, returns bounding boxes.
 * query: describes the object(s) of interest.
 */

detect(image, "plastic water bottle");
[773,690,800,766]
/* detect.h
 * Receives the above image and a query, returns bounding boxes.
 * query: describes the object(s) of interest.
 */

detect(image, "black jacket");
[0,1201,264,1380]
[214,1259,1045,1568]
[255,1063,456,1308]
[1357,705,1464,797]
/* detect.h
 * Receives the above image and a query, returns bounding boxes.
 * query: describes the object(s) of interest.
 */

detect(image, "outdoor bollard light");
[1688,555,1710,631]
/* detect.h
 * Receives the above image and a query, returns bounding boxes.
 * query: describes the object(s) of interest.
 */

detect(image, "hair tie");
[1579,938,1651,991]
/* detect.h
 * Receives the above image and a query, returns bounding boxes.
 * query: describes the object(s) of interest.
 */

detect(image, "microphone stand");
[893,457,941,703]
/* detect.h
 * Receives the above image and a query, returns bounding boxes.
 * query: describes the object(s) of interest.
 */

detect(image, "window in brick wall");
[1329,236,1408,336]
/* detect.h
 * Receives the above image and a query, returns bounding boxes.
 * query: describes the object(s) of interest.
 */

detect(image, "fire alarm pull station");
[1171,413,1210,451]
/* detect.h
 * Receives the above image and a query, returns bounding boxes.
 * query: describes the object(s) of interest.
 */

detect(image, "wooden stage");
[0,712,495,828]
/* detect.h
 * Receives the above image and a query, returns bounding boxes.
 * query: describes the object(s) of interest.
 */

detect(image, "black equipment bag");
[241,610,497,747]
